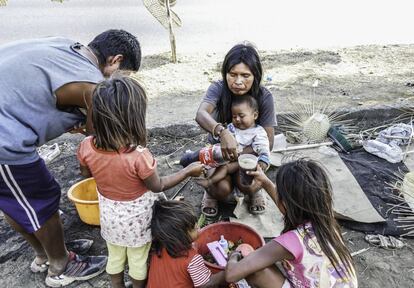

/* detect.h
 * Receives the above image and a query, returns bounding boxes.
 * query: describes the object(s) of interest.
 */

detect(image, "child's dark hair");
[151,200,198,258]
[88,29,141,71]
[276,158,354,277]
[92,76,147,151]
[231,94,258,112]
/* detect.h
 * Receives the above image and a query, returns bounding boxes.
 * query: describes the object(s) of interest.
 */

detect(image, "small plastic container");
[206,241,227,267]
[218,235,229,254]
[67,178,100,226]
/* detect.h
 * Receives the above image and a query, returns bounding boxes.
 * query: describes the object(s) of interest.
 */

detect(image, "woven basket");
[302,113,330,142]
[143,0,182,29]
[402,171,414,211]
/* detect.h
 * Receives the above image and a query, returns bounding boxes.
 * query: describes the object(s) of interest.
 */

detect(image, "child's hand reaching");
[247,165,278,204]
[247,165,273,190]
[185,162,206,177]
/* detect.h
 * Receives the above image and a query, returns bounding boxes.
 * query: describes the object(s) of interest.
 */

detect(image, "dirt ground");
[139,44,414,128]
[1,44,414,287]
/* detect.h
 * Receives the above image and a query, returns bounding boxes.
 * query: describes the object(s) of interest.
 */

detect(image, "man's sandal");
[30,239,93,274]
[201,191,218,218]
[249,189,266,215]
[30,239,93,273]
[30,258,49,273]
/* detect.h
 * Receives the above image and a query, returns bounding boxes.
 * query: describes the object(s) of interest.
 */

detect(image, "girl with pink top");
[225,159,358,287]
[77,76,204,288]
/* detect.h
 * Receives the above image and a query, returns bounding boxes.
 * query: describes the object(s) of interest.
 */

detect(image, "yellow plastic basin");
[67,178,100,226]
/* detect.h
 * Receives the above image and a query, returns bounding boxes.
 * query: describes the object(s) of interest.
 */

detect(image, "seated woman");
[195,42,276,217]
[190,95,270,191]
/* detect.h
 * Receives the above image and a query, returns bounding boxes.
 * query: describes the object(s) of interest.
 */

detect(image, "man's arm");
[55,82,97,134]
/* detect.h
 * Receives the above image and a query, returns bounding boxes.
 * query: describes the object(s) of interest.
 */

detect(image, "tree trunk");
[166,0,177,63]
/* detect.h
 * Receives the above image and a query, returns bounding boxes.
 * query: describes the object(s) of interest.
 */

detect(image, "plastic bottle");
[199,144,227,167]
[218,235,229,254]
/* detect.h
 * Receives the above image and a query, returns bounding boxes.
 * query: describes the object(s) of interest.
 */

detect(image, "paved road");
[1,0,414,55]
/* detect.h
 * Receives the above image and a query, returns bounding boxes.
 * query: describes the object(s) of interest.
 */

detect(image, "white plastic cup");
[238,154,258,185]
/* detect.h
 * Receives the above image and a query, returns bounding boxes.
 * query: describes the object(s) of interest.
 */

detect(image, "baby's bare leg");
[195,162,239,188]
[209,162,239,185]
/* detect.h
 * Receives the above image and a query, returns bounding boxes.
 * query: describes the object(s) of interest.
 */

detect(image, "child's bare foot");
[194,178,211,189]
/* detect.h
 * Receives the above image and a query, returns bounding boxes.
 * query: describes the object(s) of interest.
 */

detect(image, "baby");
[182,95,270,189]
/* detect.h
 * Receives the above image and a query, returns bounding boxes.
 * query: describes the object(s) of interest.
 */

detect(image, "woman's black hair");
[276,158,355,278]
[151,200,198,258]
[217,42,263,124]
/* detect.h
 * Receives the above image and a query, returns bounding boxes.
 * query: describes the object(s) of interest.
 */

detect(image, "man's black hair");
[88,29,141,71]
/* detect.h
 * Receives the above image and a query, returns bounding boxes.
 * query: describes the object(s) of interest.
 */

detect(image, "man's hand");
[55,82,96,134]
[69,125,87,135]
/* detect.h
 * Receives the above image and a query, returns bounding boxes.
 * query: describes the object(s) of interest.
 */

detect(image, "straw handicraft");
[387,170,414,237]
[279,80,355,144]
[142,0,182,29]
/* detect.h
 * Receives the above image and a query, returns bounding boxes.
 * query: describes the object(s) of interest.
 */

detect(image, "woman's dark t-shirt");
[202,80,277,128]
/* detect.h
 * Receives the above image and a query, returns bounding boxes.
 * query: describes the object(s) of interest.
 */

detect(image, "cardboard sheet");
[270,148,385,223]
[229,191,285,238]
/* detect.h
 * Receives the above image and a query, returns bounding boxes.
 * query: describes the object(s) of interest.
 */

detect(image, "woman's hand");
[185,162,206,177]
[220,129,238,161]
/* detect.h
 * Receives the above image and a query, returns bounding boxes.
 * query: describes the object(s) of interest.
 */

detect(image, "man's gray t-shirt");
[0,37,104,165]
[202,80,277,128]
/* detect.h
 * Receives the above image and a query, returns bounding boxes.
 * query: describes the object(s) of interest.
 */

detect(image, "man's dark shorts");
[0,158,61,233]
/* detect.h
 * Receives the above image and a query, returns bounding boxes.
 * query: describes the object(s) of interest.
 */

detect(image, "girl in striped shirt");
[147,200,226,288]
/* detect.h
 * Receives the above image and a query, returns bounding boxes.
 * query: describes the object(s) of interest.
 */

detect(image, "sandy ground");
[1,44,414,287]
[139,44,414,128]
